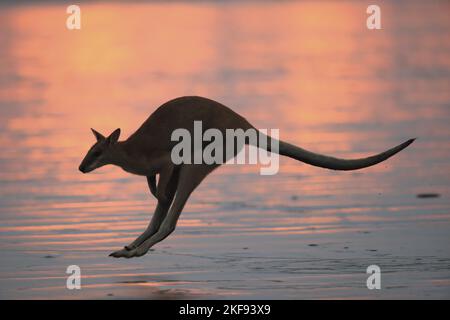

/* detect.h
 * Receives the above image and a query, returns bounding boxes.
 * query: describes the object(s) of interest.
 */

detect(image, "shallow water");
[0,1,449,299]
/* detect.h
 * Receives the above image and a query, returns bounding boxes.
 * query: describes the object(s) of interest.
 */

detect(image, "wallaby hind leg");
[114,164,217,258]
[121,201,169,252]
[109,164,178,257]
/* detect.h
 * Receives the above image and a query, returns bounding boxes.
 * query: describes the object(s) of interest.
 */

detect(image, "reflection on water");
[0,1,449,299]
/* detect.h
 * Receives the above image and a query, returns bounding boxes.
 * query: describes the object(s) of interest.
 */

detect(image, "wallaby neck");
[109,141,159,176]
[108,141,128,167]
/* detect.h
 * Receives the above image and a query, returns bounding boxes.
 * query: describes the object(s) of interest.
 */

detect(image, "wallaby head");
[79,128,121,173]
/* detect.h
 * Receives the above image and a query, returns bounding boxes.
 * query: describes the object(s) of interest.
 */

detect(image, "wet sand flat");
[0,1,449,299]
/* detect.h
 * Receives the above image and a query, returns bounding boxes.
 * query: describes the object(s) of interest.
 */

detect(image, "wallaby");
[79,96,415,258]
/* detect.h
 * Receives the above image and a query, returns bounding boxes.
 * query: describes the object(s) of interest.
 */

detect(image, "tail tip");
[403,137,417,148]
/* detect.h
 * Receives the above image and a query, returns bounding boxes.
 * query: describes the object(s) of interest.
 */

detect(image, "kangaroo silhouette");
[79,96,415,258]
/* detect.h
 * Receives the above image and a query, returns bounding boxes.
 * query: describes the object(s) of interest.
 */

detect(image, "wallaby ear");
[91,128,105,142]
[106,128,121,145]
